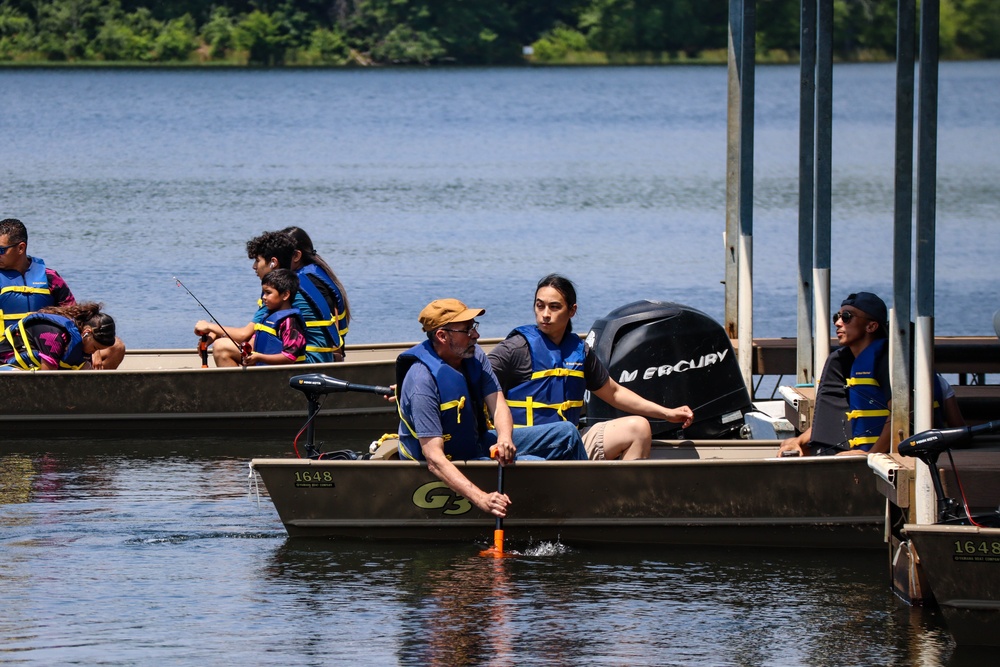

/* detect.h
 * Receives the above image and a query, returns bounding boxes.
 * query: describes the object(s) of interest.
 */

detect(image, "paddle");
[480,448,510,558]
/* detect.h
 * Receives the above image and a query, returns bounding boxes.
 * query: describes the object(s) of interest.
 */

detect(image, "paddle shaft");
[493,461,504,553]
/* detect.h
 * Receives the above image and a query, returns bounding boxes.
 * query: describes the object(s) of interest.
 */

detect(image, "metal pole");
[813,0,833,377]
[725,1,742,341]
[891,0,916,451]
[797,0,816,386]
[737,1,756,393]
[914,0,940,524]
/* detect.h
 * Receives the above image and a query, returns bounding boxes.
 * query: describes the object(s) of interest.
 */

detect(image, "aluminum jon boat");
[250,440,886,549]
[878,420,1000,646]
[0,343,402,437]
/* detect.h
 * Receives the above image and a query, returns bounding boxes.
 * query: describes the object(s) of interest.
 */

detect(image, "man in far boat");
[194,231,329,366]
[396,298,587,518]
[488,274,694,460]
[778,292,892,457]
[0,218,125,369]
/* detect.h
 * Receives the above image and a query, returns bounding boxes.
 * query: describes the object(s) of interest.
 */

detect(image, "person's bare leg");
[600,416,652,460]
[211,338,242,367]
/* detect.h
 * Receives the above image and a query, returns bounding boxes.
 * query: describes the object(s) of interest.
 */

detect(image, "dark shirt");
[810,344,891,452]
[0,320,72,367]
[487,331,609,395]
[46,268,75,307]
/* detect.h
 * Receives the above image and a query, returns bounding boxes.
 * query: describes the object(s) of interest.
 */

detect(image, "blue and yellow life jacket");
[254,292,330,364]
[0,257,54,329]
[396,340,487,462]
[1,313,85,370]
[296,265,348,356]
[252,308,305,365]
[505,325,586,428]
[845,338,890,451]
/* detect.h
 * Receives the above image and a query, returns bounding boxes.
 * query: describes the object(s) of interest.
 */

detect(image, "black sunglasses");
[832,310,865,325]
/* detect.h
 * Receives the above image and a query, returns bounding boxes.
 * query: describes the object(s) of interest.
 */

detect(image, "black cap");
[841,292,888,333]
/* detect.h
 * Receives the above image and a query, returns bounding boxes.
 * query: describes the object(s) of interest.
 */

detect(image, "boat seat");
[370,438,400,460]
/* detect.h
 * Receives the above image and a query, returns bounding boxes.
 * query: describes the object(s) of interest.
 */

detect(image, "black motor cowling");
[584,300,751,439]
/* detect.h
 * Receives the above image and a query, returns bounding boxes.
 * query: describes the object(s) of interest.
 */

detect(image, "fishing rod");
[173,276,251,364]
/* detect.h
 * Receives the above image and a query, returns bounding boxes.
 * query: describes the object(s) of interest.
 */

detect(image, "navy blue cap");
[841,292,888,333]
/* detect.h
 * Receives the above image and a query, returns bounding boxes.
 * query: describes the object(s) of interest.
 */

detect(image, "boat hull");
[905,523,1000,646]
[0,348,399,437]
[251,445,885,548]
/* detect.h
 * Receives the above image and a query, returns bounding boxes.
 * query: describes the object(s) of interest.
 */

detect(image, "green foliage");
[200,7,236,59]
[0,6,34,60]
[154,14,196,61]
[233,9,286,65]
[92,7,158,61]
[299,26,350,65]
[951,0,1000,58]
[370,23,444,65]
[0,0,996,65]
[531,25,588,62]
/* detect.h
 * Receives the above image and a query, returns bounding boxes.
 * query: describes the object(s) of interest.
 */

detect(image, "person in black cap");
[778,291,892,457]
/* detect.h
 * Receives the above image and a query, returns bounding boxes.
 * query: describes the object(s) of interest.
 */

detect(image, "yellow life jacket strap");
[9,319,42,370]
[253,322,277,336]
[846,377,880,387]
[845,409,891,421]
[440,396,466,423]
[848,435,881,449]
[506,397,584,427]
[529,368,585,381]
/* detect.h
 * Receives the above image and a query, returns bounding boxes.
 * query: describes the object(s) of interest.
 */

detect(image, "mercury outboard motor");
[585,300,751,439]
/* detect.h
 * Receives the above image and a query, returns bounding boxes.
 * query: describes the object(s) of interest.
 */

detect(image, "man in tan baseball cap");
[396,298,587,519]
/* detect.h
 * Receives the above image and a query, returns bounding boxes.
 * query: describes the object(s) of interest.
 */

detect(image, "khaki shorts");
[581,422,609,460]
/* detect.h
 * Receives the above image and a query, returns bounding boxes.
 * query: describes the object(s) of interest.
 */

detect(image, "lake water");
[2,63,1000,664]
[2,62,999,347]
[0,436,985,666]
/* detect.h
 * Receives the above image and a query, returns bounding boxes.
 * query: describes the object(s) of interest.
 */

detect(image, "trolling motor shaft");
[289,374,393,457]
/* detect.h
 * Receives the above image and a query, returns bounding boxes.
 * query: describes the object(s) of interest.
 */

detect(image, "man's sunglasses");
[832,310,865,325]
[441,321,480,336]
[0,243,20,256]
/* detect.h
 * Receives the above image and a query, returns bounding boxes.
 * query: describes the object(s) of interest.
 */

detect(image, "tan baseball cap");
[418,298,485,332]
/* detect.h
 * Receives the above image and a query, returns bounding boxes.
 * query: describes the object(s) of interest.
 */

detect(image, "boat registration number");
[294,471,335,488]
[952,539,1000,562]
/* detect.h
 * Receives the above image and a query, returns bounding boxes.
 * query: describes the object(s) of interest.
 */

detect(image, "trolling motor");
[898,420,1000,523]
[289,374,393,459]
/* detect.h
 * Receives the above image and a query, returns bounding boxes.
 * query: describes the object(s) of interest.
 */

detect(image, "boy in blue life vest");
[244,269,306,367]
[778,292,892,457]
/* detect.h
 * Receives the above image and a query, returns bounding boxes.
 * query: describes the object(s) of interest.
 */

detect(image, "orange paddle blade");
[479,529,510,558]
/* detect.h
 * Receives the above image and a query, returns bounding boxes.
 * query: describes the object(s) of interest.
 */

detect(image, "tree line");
[0,1,997,66]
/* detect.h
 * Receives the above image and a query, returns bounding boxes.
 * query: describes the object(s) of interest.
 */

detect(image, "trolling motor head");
[290,373,351,396]
[898,420,1000,464]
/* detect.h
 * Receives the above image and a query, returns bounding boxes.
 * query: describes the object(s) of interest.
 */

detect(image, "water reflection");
[260,539,960,666]
[0,436,981,665]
